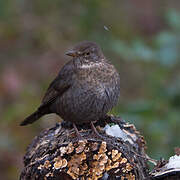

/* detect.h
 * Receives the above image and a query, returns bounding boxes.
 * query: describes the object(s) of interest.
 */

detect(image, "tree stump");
[20,116,150,180]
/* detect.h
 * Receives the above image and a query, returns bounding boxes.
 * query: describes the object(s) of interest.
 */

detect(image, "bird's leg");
[73,123,83,140]
[90,121,103,138]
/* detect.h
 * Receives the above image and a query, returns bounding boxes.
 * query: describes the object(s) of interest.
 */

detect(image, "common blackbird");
[20,41,120,138]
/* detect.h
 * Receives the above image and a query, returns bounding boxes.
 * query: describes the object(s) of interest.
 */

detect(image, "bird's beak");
[65,50,77,57]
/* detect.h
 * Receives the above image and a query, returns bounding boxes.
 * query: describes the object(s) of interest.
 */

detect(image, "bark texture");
[20,116,151,180]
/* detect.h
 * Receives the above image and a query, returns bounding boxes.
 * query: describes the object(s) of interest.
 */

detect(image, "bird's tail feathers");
[20,110,45,126]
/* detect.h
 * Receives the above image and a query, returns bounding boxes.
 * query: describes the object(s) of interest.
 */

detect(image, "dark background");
[0,0,180,179]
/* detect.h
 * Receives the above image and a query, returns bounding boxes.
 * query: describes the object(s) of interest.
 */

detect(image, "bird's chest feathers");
[75,62,116,97]
[76,62,112,81]
[71,61,117,103]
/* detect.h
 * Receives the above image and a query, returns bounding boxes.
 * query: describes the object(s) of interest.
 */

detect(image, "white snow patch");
[104,124,128,141]
[165,155,180,169]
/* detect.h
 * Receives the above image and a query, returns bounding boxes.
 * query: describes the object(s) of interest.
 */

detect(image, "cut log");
[20,116,150,180]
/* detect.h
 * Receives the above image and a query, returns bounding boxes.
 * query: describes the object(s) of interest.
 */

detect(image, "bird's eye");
[85,52,90,56]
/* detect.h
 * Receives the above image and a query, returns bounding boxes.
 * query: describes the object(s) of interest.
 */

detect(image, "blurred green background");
[0,0,180,179]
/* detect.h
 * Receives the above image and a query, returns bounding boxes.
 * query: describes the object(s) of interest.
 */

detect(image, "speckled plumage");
[20,41,120,127]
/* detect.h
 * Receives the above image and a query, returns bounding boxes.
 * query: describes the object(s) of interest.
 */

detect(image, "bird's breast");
[54,61,120,122]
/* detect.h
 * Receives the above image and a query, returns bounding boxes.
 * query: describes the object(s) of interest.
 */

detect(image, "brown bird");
[20,41,120,138]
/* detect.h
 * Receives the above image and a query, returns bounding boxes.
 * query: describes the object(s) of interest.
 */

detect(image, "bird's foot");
[90,121,104,139]
[73,123,84,140]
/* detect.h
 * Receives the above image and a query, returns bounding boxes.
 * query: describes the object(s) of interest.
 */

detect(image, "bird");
[20,41,120,138]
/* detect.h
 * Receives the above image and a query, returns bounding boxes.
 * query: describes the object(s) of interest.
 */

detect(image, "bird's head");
[65,41,104,61]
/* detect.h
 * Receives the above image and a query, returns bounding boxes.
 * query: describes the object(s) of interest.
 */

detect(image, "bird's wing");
[38,61,74,110]
[41,78,70,105]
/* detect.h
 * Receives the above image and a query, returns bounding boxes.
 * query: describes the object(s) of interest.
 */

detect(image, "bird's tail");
[20,110,46,126]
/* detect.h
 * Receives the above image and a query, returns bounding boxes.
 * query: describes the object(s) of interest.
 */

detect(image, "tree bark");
[20,116,179,180]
